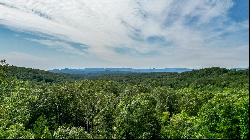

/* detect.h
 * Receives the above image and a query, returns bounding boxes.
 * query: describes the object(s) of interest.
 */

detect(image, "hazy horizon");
[0,0,249,70]
[4,62,249,71]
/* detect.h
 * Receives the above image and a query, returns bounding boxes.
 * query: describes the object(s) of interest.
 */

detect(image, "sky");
[0,0,249,70]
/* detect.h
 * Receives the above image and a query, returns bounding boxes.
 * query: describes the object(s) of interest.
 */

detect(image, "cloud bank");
[0,0,249,68]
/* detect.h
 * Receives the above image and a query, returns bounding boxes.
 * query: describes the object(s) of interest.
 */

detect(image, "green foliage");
[33,115,52,139]
[0,59,7,78]
[196,88,249,139]
[176,88,215,116]
[151,87,179,116]
[0,123,34,139]
[0,61,249,139]
[53,126,91,139]
[114,93,160,139]
[161,111,197,139]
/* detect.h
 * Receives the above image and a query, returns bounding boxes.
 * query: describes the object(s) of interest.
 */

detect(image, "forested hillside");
[4,65,84,83]
[0,60,249,139]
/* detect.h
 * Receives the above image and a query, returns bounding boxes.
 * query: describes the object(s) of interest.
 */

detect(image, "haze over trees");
[0,60,249,139]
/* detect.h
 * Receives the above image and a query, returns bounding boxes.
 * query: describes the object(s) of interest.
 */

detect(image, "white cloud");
[0,0,248,68]
[1,52,49,69]
[27,38,87,56]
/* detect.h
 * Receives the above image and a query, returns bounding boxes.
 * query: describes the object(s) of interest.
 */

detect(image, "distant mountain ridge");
[49,68,193,75]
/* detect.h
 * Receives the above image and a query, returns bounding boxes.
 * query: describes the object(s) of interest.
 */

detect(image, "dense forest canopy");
[0,60,249,139]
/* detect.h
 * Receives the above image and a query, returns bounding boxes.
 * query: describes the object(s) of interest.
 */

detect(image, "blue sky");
[0,0,249,70]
